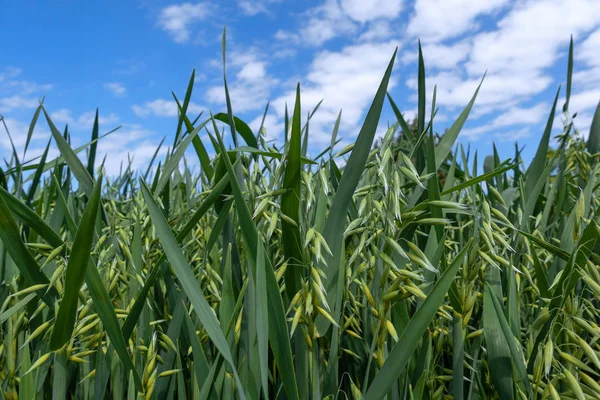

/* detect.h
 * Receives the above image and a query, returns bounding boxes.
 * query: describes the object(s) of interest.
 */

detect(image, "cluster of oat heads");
[0,32,599,399]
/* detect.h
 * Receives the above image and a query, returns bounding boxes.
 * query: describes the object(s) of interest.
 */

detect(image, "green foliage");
[0,33,599,400]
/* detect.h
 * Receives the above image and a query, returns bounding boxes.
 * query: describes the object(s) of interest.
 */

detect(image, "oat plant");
[0,31,599,399]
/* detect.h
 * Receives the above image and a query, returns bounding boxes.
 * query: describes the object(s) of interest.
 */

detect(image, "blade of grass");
[214,113,258,149]
[408,76,484,208]
[23,103,43,159]
[52,174,142,391]
[563,36,573,113]
[42,107,94,196]
[364,244,469,400]
[316,48,398,336]
[231,146,317,165]
[483,259,514,400]
[121,173,230,341]
[0,194,56,305]
[25,138,51,208]
[440,162,515,197]
[524,87,559,200]
[387,93,415,141]
[0,186,63,248]
[485,283,533,397]
[0,293,36,323]
[212,113,300,400]
[143,136,166,181]
[87,109,99,177]
[173,69,196,148]
[281,84,304,297]
[256,238,269,399]
[588,100,600,155]
[218,26,300,398]
[416,40,426,173]
[154,118,209,195]
[50,175,102,350]
[140,179,246,399]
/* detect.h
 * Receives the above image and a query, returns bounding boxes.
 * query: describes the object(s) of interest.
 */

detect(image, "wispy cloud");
[0,95,39,114]
[0,117,50,153]
[206,49,278,113]
[275,0,404,47]
[50,109,120,129]
[237,0,281,16]
[132,98,203,117]
[116,59,145,75]
[0,67,22,83]
[94,123,167,176]
[0,66,52,100]
[407,0,508,42]
[339,0,404,23]
[104,82,126,96]
[157,2,212,43]
[269,40,399,144]
[275,0,358,46]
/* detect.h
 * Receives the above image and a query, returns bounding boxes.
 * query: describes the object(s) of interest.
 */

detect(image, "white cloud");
[206,79,274,113]
[0,96,39,114]
[572,66,600,87]
[0,67,52,115]
[457,102,551,141]
[237,62,266,81]
[0,67,52,95]
[50,108,73,123]
[50,109,120,129]
[275,0,357,46]
[468,0,600,76]
[94,124,166,176]
[5,81,52,95]
[3,112,166,176]
[340,0,404,23]
[79,111,120,129]
[579,28,600,67]
[490,103,549,127]
[238,0,281,16]
[157,2,211,43]
[275,0,403,47]
[569,89,600,114]
[132,98,203,117]
[269,41,399,144]
[459,125,494,141]
[0,67,21,83]
[0,115,166,177]
[401,0,600,141]
[206,49,278,113]
[407,70,552,108]
[407,0,508,42]
[104,82,126,96]
[250,113,283,142]
[0,117,55,163]
[494,127,532,142]
[358,21,395,42]
[401,41,472,69]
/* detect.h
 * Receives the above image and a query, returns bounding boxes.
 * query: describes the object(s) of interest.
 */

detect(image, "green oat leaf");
[50,175,102,350]
[317,48,397,337]
[140,179,245,399]
[364,244,469,400]
[0,192,56,305]
[588,100,600,155]
[281,83,304,297]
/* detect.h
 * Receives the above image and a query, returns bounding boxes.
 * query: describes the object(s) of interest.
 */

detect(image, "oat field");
[0,32,599,399]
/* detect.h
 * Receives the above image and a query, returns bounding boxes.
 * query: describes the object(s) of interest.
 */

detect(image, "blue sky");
[1,0,599,175]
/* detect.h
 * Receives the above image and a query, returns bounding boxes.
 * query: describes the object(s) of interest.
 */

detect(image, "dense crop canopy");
[0,32,599,399]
